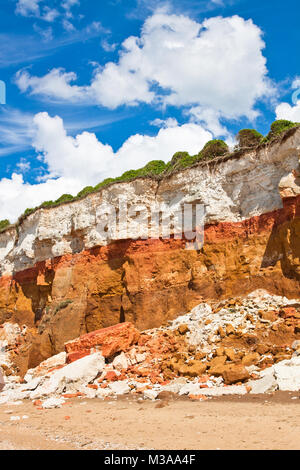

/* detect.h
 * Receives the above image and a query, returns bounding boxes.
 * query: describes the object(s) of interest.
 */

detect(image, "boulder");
[112,352,129,371]
[274,357,300,391]
[241,352,260,366]
[24,352,67,381]
[248,368,277,394]
[108,381,130,395]
[65,322,140,362]
[222,364,250,385]
[30,352,105,399]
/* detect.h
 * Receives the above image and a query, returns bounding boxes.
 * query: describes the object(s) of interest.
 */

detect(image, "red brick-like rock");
[65,322,140,363]
[104,371,119,382]
[280,307,300,319]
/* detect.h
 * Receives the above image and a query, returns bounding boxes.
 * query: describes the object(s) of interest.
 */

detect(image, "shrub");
[54,299,73,315]
[77,186,94,199]
[166,152,197,171]
[94,178,116,191]
[237,129,264,148]
[116,169,142,181]
[23,208,36,217]
[40,200,54,208]
[266,120,299,141]
[0,219,10,231]
[140,160,166,175]
[199,140,229,160]
[170,151,190,166]
[54,194,74,204]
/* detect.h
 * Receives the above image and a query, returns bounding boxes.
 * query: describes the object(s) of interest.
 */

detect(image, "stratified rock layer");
[0,129,299,371]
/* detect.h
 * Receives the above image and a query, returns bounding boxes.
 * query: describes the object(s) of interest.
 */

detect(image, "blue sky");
[0,0,299,221]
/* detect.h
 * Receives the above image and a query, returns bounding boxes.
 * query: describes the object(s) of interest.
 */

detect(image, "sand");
[0,392,299,450]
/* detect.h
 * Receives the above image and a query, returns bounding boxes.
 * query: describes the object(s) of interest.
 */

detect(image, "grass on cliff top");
[2,119,299,232]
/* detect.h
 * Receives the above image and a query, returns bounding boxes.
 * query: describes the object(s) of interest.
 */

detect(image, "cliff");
[0,128,299,371]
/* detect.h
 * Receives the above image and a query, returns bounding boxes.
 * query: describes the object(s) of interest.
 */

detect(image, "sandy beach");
[0,392,299,450]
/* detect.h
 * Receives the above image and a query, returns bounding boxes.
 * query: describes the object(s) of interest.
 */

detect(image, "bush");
[94,178,116,191]
[77,186,94,199]
[54,299,73,315]
[266,120,298,141]
[166,152,197,171]
[40,200,54,208]
[54,194,74,204]
[198,140,229,160]
[116,169,142,181]
[170,151,190,166]
[0,219,10,231]
[23,208,36,217]
[237,129,264,148]
[140,160,166,175]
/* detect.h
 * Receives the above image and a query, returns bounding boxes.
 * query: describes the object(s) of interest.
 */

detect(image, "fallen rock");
[65,322,140,362]
[242,352,260,367]
[112,352,129,371]
[143,389,158,400]
[42,397,65,409]
[274,357,300,391]
[25,352,66,381]
[108,381,130,395]
[248,368,277,394]
[222,364,250,385]
[30,352,105,399]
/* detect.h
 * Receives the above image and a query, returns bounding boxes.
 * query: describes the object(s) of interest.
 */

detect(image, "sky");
[0,0,299,221]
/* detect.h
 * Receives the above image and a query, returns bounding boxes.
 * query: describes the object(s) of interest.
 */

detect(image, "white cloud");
[150,117,178,128]
[0,107,35,156]
[15,12,273,129]
[275,101,300,122]
[15,68,85,101]
[62,19,76,32]
[0,112,212,222]
[101,39,118,52]
[188,106,229,137]
[15,0,79,23]
[274,77,300,122]
[42,6,59,22]
[15,0,42,17]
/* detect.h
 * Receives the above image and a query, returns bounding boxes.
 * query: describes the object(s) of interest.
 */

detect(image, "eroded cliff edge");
[0,129,299,371]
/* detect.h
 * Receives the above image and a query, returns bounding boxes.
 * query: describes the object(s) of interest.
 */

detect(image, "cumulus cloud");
[275,101,300,122]
[275,79,300,122]
[0,112,212,221]
[15,12,273,129]
[15,68,86,101]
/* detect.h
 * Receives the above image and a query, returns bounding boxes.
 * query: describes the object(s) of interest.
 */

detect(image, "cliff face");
[0,129,299,371]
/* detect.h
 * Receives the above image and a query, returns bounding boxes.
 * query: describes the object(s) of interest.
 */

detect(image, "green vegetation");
[54,299,73,315]
[76,186,94,199]
[166,151,197,172]
[0,219,10,232]
[268,120,298,139]
[55,194,74,204]
[94,178,116,191]
[24,208,36,217]
[199,139,229,160]
[237,129,264,148]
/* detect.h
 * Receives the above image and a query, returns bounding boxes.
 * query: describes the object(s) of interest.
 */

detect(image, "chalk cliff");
[0,128,299,371]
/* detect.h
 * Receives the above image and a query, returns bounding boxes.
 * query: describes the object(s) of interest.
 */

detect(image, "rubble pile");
[1,289,300,406]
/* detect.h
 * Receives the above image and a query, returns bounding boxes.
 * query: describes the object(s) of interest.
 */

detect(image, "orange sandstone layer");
[0,195,299,371]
